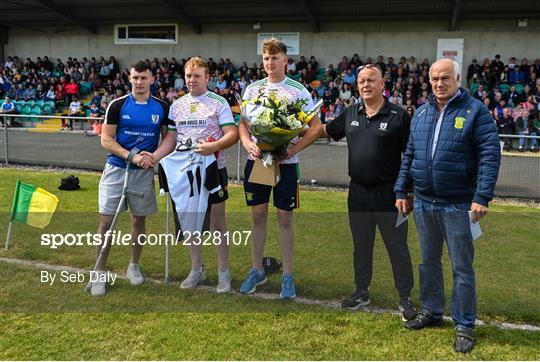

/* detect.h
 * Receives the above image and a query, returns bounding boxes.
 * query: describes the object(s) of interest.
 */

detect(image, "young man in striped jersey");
[153,57,238,293]
[238,38,323,299]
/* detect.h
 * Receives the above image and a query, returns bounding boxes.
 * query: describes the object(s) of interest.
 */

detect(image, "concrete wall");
[6,20,540,70]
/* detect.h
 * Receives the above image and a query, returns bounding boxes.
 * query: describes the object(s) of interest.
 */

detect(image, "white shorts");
[98,163,157,216]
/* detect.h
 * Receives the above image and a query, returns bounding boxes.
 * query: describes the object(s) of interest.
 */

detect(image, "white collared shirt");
[431,89,461,159]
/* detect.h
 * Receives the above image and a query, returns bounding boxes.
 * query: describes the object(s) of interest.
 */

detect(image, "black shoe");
[398,296,418,321]
[455,326,475,353]
[341,290,370,310]
[404,309,443,330]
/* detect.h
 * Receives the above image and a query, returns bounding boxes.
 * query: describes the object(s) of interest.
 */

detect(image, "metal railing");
[2,114,103,165]
[1,114,539,199]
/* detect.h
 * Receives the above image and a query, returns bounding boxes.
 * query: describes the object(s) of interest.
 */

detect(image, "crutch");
[85,150,144,292]
[157,164,171,283]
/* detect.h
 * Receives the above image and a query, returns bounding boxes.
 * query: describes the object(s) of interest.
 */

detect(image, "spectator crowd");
[1,53,539,151]
[467,55,540,152]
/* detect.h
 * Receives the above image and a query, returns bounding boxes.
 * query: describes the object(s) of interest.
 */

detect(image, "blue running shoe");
[239,267,267,294]
[280,273,296,299]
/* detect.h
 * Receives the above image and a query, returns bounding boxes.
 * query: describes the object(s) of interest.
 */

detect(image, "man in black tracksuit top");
[323,64,417,321]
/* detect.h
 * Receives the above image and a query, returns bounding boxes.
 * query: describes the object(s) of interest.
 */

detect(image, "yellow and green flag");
[10,180,59,229]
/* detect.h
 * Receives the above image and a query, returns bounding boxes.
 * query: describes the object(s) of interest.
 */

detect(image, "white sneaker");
[126,263,144,285]
[180,267,206,289]
[216,269,232,293]
[90,272,106,296]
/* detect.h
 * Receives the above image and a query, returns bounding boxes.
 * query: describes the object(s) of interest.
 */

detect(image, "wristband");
[126,148,140,163]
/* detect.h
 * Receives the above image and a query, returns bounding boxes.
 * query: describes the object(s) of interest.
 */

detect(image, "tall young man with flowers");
[238,38,322,299]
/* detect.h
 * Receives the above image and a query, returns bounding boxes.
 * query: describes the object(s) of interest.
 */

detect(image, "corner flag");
[5,180,59,249]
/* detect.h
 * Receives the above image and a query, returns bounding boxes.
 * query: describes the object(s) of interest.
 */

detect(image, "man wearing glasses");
[322,64,417,321]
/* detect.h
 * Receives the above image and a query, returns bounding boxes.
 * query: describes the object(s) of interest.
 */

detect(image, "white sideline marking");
[1,257,539,332]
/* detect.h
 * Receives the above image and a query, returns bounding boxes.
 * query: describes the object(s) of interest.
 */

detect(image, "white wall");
[6,20,540,70]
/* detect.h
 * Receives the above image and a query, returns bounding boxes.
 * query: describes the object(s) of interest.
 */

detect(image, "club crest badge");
[151,114,160,124]
[454,117,466,129]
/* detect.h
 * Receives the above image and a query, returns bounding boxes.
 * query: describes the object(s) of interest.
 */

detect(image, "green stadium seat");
[499,84,510,94]
[31,105,43,114]
[45,100,56,109]
[36,100,45,107]
[21,105,32,115]
[26,100,35,107]
[513,84,524,93]
[16,100,25,108]
[470,83,480,93]
[290,74,301,81]
[79,82,92,96]
[42,106,54,115]
[29,106,42,125]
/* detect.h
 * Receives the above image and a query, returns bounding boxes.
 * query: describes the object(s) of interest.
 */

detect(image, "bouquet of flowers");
[238,90,323,165]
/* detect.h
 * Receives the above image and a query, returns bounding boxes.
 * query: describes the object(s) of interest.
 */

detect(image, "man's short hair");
[131,60,151,73]
[262,38,287,55]
[430,59,461,83]
[184,57,209,74]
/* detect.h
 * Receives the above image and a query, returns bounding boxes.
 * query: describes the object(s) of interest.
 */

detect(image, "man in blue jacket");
[394,59,501,353]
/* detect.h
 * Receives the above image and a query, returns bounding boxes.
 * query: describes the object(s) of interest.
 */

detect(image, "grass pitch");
[0,167,539,360]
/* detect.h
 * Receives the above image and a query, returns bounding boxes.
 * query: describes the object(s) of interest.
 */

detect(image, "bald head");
[429,59,461,105]
[357,66,385,104]
[358,65,383,79]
